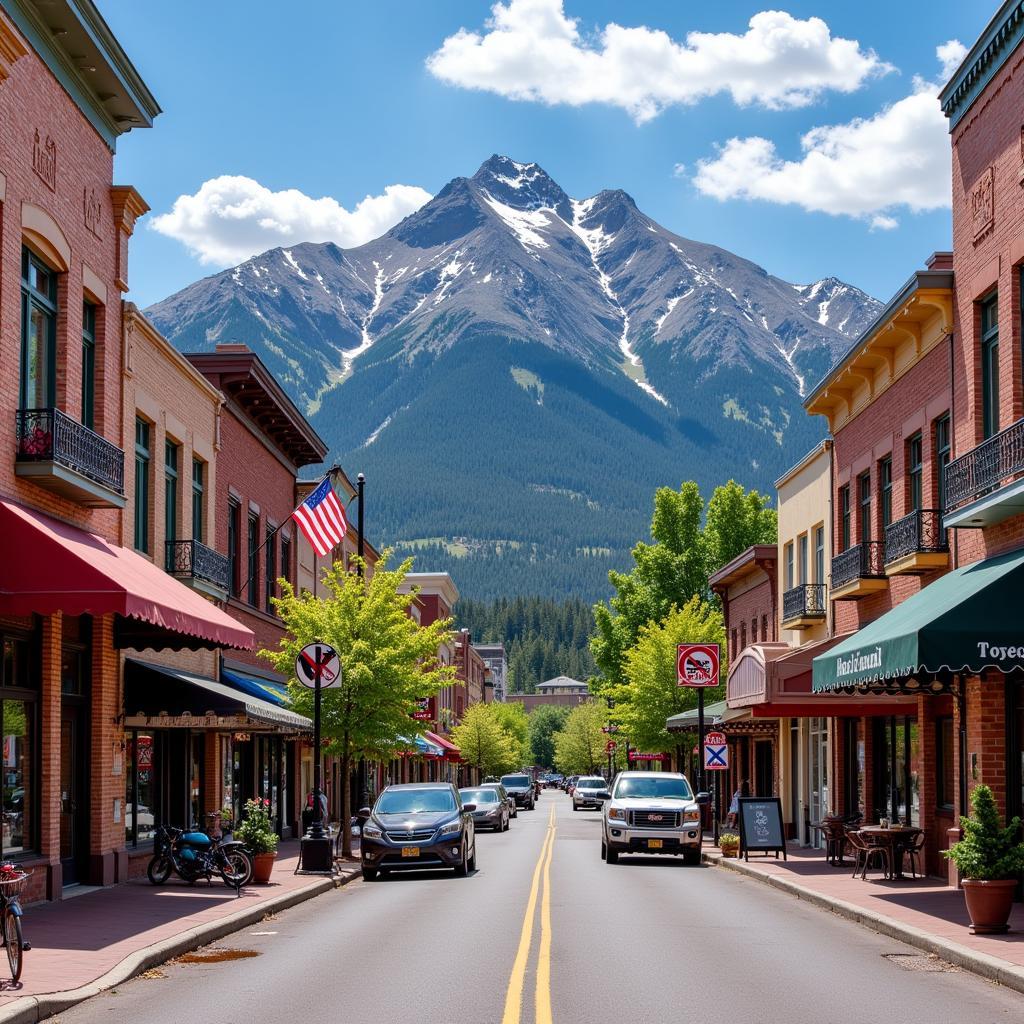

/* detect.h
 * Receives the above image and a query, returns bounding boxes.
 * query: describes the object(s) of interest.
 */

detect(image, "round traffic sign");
[676,643,720,687]
[295,642,342,689]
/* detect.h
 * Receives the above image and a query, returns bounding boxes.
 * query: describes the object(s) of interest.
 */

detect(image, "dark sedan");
[459,787,510,832]
[500,773,536,810]
[358,783,477,880]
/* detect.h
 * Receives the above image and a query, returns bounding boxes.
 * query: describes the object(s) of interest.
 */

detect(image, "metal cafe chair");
[846,829,891,880]
[903,830,926,879]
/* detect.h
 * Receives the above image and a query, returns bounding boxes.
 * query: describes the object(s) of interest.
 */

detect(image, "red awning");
[0,499,254,650]
[425,730,461,762]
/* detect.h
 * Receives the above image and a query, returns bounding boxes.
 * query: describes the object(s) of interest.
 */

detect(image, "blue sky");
[104,1,992,309]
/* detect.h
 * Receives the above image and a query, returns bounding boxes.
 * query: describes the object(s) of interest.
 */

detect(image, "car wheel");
[454,845,469,877]
[468,844,477,872]
[682,848,702,866]
[572,803,578,812]
[605,845,620,865]
[503,814,510,832]
[361,866,378,881]
[601,840,607,861]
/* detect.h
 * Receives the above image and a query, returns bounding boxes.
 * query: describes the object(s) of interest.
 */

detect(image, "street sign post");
[605,740,617,753]
[297,641,340,874]
[677,643,721,801]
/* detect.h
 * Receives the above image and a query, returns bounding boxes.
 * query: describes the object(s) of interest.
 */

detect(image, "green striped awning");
[813,547,1024,691]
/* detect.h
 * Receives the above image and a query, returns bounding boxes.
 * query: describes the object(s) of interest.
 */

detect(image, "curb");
[0,866,362,1024]
[704,851,1024,994]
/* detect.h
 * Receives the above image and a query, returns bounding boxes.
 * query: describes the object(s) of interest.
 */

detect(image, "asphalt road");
[62,792,1021,1024]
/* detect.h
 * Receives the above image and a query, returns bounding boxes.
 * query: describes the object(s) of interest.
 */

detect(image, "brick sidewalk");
[0,840,356,1003]
[705,841,1024,990]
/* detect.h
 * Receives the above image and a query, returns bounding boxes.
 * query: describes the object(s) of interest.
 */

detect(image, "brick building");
[184,344,328,838]
[0,0,254,902]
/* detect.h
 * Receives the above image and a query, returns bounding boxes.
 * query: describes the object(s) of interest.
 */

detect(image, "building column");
[40,612,62,899]
[964,673,1007,816]
[89,614,122,885]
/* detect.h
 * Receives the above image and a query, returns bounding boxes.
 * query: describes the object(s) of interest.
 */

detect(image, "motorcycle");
[147,825,253,893]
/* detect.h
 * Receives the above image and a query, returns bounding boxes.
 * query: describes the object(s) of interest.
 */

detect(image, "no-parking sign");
[676,644,720,687]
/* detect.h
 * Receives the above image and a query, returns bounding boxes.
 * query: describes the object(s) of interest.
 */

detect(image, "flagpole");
[357,473,365,580]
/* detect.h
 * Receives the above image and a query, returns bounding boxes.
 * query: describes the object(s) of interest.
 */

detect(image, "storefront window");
[2,637,37,859]
[872,716,919,825]
[125,731,157,846]
[190,733,204,829]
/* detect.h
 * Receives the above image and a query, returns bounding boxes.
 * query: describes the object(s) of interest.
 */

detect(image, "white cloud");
[151,175,432,266]
[937,39,967,80]
[692,49,954,228]
[426,0,890,124]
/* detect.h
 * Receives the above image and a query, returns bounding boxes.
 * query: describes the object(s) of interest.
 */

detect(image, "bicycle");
[0,866,30,984]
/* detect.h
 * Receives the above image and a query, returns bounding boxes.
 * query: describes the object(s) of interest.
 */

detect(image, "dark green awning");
[813,547,1024,691]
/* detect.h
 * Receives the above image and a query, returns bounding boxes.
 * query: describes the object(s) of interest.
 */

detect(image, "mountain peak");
[471,155,571,220]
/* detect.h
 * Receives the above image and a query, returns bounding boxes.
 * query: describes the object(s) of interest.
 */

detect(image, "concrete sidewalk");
[0,840,361,1024]
[704,842,1024,994]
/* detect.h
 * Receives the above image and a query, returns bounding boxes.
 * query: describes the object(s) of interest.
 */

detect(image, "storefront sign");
[738,797,787,861]
[834,646,883,679]
[125,714,249,729]
[628,752,664,761]
[703,731,728,771]
[411,697,432,721]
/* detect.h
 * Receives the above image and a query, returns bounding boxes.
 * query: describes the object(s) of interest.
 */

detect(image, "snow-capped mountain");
[147,155,881,600]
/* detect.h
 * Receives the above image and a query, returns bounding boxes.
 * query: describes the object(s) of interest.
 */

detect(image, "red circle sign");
[676,643,720,687]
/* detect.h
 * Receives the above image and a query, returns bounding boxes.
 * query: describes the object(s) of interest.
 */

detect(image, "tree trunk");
[340,746,352,858]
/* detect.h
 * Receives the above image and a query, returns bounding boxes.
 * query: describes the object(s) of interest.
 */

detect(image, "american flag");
[292,478,348,557]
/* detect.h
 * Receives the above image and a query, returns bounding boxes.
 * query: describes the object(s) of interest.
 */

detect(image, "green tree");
[490,701,532,767]
[554,702,608,775]
[529,704,570,768]
[262,552,455,856]
[611,597,726,757]
[592,480,773,687]
[451,703,516,779]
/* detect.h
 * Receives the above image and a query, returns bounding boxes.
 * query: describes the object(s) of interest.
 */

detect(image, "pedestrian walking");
[726,779,750,828]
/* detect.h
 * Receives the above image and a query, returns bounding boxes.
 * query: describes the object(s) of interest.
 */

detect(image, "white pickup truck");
[602,770,707,866]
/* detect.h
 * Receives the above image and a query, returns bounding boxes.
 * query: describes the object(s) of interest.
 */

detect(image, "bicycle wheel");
[3,908,23,984]
[221,849,252,888]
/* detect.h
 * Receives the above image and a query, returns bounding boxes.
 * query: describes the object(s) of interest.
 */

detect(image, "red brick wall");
[724,576,775,661]
[210,407,298,669]
[832,342,952,633]
[0,10,129,541]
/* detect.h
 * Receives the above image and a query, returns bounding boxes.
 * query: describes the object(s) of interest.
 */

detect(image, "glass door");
[808,718,829,845]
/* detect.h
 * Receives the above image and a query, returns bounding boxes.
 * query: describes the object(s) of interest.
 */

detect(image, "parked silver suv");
[602,771,705,865]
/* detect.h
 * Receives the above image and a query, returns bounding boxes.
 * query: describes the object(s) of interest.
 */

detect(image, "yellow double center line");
[502,804,556,1024]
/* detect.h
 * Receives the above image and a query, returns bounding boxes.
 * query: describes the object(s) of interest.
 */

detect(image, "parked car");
[481,781,517,819]
[572,776,609,811]
[500,773,536,810]
[545,774,564,789]
[358,783,477,880]
[602,771,707,866]
[459,786,510,832]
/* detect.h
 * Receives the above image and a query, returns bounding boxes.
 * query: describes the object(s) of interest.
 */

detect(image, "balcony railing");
[16,407,124,496]
[166,539,230,592]
[944,417,1024,513]
[884,509,948,565]
[831,541,885,591]
[782,583,827,623]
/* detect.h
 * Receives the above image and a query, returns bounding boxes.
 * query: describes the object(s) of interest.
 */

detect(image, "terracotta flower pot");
[722,849,738,859]
[962,878,1017,934]
[252,851,277,884]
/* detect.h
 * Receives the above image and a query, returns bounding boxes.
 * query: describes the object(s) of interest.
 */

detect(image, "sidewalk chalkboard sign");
[738,797,787,861]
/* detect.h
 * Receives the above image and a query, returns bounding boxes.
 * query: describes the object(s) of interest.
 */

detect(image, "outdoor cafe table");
[859,826,921,879]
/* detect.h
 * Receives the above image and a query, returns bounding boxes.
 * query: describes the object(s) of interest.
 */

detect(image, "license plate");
[401,846,420,858]
[647,839,663,849]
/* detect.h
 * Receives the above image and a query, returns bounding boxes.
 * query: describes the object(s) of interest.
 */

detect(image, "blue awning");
[222,668,289,708]
[398,734,445,757]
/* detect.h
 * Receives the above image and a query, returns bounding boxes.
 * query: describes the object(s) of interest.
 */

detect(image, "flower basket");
[719,833,740,858]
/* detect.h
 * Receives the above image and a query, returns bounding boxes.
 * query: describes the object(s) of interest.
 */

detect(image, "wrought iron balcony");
[782,583,827,628]
[943,418,1024,527]
[884,509,948,574]
[15,407,125,508]
[166,539,230,596]
[831,541,887,599]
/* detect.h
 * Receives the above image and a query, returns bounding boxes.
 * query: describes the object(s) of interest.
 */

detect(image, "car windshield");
[577,780,605,789]
[375,788,456,814]
[501,775,530,787]
[613,776,693,801]
[459,789,497,804]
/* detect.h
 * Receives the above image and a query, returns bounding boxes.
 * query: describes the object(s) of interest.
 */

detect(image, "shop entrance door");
[808,718,829,847]
[60,708,87,885]
[754,740,773,797]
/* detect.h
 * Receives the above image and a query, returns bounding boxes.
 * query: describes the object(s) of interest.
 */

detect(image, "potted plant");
[236,798,280,883]
[219,806,235,842]
[719,833,740,858]
[945,784,1024,934]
